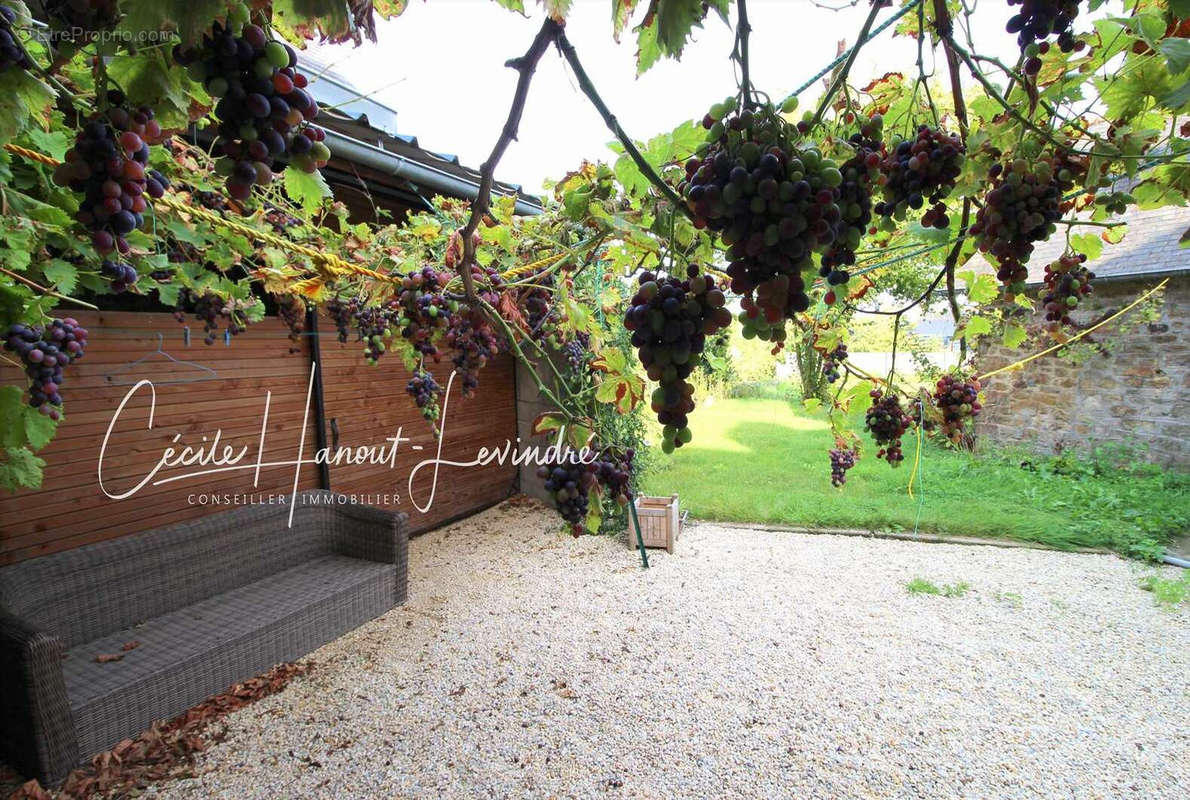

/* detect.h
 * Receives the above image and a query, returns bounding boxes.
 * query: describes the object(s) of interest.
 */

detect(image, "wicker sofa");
[0,491,407,787]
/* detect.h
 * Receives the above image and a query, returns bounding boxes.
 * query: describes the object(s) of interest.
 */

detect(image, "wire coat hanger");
[104,333,219,386]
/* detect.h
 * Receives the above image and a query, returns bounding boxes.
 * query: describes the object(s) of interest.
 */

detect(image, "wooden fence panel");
[0,310,519,565]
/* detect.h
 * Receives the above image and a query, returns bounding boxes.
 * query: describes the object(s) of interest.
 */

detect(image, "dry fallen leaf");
[95,653,124,663]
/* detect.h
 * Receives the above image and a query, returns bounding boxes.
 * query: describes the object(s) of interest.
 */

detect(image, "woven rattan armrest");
[0,608,79,787]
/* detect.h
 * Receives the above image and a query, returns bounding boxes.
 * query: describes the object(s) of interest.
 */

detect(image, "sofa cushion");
[60,554,394,759]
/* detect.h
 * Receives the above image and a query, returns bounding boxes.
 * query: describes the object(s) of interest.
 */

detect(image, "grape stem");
[732,0,755,108]
[458,18,563,303]
[0,267,98,310]
[555,31,693,221]
[806,1,885,135]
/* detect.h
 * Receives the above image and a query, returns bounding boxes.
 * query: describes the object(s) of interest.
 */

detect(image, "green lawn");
[640,398,1190,558]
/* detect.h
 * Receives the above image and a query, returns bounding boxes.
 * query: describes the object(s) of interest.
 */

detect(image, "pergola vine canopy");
[0,0,1187,534]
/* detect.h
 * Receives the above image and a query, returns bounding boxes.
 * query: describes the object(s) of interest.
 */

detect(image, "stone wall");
[975,276,1189,467]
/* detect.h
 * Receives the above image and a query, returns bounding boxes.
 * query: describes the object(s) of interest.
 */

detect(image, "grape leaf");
[24,128,71,162]
[0,69,54,146]
[493,0,526,12]
[1159,39,1190,75]
[0,386,27,449]
[155,281,182,308]
[1002,322,1028,349]
[532,412,567,437]
[958,270,1000,304]
[803,397,823,414]
[41,260,79,296]
[0,447,44,491]
[612,0,639,40]
[24,409,57,451]
[1161,78,1190,110]
[652,0,714,60]
[106,49,201,129]
[635,19,662,75]
[1069,232,1103,261]
[283,167,333,211]
[1174,0,1190,20]
[1101,225,1126,245]
[962,316,993,338]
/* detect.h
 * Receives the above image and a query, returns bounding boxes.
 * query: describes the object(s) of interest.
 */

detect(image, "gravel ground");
[150,500,1188,800]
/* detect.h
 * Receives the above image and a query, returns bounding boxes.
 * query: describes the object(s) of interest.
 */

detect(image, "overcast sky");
[303,0,1025,191]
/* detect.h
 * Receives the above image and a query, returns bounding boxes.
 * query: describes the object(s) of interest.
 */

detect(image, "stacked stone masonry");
[976,277,1189,467]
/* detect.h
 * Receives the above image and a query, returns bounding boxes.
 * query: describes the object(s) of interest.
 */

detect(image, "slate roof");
[967,204,1190,285]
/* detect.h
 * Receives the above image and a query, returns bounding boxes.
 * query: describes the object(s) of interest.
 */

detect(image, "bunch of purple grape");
[623,265,731,453]
[864,389,912,467]
[393,267,452,361]
[933,374,982,445]
[563,331,591,373]
[4,318,89,419]
[679,100,853,323]
[180,290,247,345]
[100,259,138,293]
[820,117,884,281]
[828,447,856,487]
[324,297,356,344]
[405,369,442,428]
[53,90,170,257]
[873,125,964,229]
[445,309,501,398]
[537,459,591,535]
[822,342,848,383]
[173,7,328,201]
[277,295,306,354]
[1006,0,1085,74]
[591,446,635,507]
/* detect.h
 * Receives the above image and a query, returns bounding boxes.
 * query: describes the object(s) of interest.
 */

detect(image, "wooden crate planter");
[628,494,681,553]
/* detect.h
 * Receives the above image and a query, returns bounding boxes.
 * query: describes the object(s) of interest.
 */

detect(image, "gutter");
[321,128,543,217]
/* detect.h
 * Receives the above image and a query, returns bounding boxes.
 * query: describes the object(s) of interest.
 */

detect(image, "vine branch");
[933,0,970,360]
[0,267,98,310]
[807,0,885,134]
[459,18,563,302]
[555,30,692,220]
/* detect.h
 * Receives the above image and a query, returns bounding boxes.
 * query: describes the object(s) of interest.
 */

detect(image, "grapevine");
[405,369,442,430]
[623,265,731,452]
[53,90,170,257]
[3,318,89,419]
[173,4,329,202]
[969,153,1081,295]
[864,389,912,466]
[822,341,848,383]
[1006,1,1085,75]
[873,125,964,230]
[680,99,856,329]
[828,446,857,487]
[932,374,981,446]
[1040,252,1093,332]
